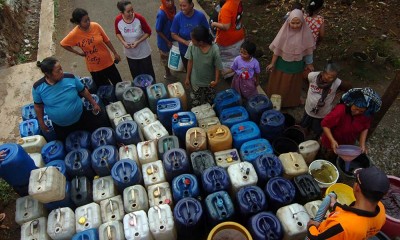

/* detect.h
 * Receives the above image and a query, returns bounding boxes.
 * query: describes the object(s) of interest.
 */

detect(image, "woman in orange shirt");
[61,8,122,86]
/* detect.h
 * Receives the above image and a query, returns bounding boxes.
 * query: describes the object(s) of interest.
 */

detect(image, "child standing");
[184,26,223,107]
[225,41,260,100]
[304,0,325,45]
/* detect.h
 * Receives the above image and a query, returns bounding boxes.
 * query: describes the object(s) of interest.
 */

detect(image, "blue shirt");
[156,10,174,52]
[170,10,209,55]
[32,73,85,126]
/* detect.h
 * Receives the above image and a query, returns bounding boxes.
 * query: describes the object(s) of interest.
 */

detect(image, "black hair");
[36,57,59,75]
[292,2,303,11]
[240,41,257,57]
[182,0,193,4]
[361,189,384,203]
[117,0,132,12]
[324,60,340,73]
[306,0,324,16]
[70,8,88,24]
[191,26,213,45]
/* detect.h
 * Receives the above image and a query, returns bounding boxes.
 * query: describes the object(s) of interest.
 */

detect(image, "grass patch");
[0,179,14,205]
[54,0,59,18]
[17,53,28,63]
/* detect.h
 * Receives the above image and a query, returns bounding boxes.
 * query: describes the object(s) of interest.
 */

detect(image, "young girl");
[225,41,260,100]
[304,0,325,45]
[184,26,223,107]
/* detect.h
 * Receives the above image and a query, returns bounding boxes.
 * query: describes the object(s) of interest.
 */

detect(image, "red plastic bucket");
[381,175,400,239]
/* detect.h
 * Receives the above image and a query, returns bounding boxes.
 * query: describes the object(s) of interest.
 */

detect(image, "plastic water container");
[115,81,133,101]
[111,159,142,192]
[205,191,235,224]
[265,177,296,211]
[15,195,47,225]
[147,182,173,208]
[17,135,47,153]
[147,83,168,112]
[22,103,37,120]
[91,127,116,149]
[81,94,111,132]
[123,211,152,240]
[75,202,102,232]
[100,195,125,223]
[270,94,282,111]
[72,228,99,240]
[248,211,283,240]
[65,131,91,152]
[214,149,241,169]
[245,94,273,123]
[143,120,169,140]
[167,82,188,111]
[198,117,221,131]
[276,203,310,240]
[185,127,207,154]
[44,181,75,212]
[191,103,216,120]
[115,120,143,145]
[299,140,320,165]
[99,221,125,240]
[137,140,158,165]
[207,125,232,153]
[93,176,118,204]
[21,217,50,240]
[172,174,200,202]
[65,149,95,178]
[163,148,190,181]
[231,121,261,150]
[213,88,242,116]
[119,145,139,167]
[47,207,76,240]
[142,160,166,188]
[134,74,154,92]
[19,119,40,137]
[259,110,285,141]
[304,200,323,219]
[279,152,309,179]
[148,204,177,240]
[106,101,127,121]
[283,126,305,145]
[112,114,133,129]
[123,87,147,115]
[293,174,321,204]
[236,186,267,217]
[202,166,231,194]
[42,115,57,142]
[240,138,273,163]
[71,176,93,207]
[97,85,117,106]
[253,154,283,187]
[80,76,97,93]
[91,145,119,177]
[123,185,149,213]
[157,135,179,159]
[220,106,249,128]
[41,140,65,164]
[157,98,182,132]
[134,107,157,130]
[172,111,197,144]
[190,150,215,177]
[227,162,258,196]
[29,153,45,168]
[174,197,203,237]
[29,166,66,203]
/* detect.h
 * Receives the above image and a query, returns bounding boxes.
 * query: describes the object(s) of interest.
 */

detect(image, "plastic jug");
[248,212,283,240]
[17,135,47,153]
[111,159,142,192]
[171,111,197,145]
[191,103,216,120]
[231,121,261,150]
[220,106,249,128]
[227,162,258,196]
[270,94,282,111]
[198,117,221,131]
[236,186,267,217]
[71,176,93,207]
[167,82,188,111]
[93,176,118,204]
[29,166,66,203]
[147,182,173,208]
[123,211,152,240]
[293,174,321,204]
[214,148,241,169]
[137,140,158,165]
[276,203,310,240]
[240,138,273,164]
[100,195,125,223]
[91,145,119,177]
[112,114,133,129]
[65,131,91,152]
[279,152,309,179]
[207,125,232,153]
[163,148,190,181]
[185,127,207,155]
[143,120,168,141]
[245,94,273,123]
[148,204,177,240]
[65,148,95,179]
[115,120,143,145]
[201,166,231,194]
[265,177,296,211]
[123,185,149,213]
[15,195,47,225]
[81,94,111,132]
[157,98,182,132]
[72,228,99,240]
[47,207,76,240]
[119,144,140,168]
[157,135,179,159]
[172,174,200,202]
[80,76,97,93]
[42,115,57,142]
[106,101,127,122]
[253,154,283,187]
[99,221,125,240]
[303,200,323,219]
[97,85,117,106]
[174,197,203,237]
[190,150,215,177]
[19,119,41,137]
[29,153,45,168]
[20,217,51,240]
[213,88,242,116]
[259,110,285,141]
[134,74,154,92]
[205,191,235,225]
[75,203,102,232]
[142,160,166,188]
[41,140,65,164]
[147,83,168,112]
[134,107,157,130]
[91,127,116,149]
[299,140,320,165]
[115,81,133,101]
[44,181,76,211]
[22,103,37,120]
[123,87,147,115]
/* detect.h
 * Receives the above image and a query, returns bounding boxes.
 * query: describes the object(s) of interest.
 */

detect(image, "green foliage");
[17,53,27,63]
[0,179,14,205]
[390,56,400,69]
[372,40,390,57]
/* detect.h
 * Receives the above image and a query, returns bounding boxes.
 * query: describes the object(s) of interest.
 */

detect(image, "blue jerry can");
[81,94,111,132]
[248,211,283,240]
[205,191,235,225]
[21,103,37,120]
[174,197,204,237]
[65,131,91,152]
[147,83,168,113]
[220,106,249,128]
[259,110,285,141]
[265,177,296,211]
[46,160,69,180]
[240,138,273,163]
[91,145,119,177]
[172,174,200,202]
[65,149,95,179]
[41,140,65,164]
[133,74,154,92]
[42,115,57,142]
[97,85,116,106]
[231,121,261,150]
[236,186,267,217]
[80,76,97,94]
[172,111,197,144]
[253,153,283,187]
[157,135,179,159]
[72,228,99,240]
[201,166,231,194]
[115,120,142,145]
[157,98,182,132]
[213,88,242,116]
[90,127,116,149]
[19,119,40,137]
[111,159,142,193]
[245,94,273,123]
[163,148,190,181]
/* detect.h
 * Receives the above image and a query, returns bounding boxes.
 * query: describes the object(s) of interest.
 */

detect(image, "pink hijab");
[269,9,315,62]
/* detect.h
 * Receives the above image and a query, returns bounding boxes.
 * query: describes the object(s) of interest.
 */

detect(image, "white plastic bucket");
[309,160,339,189]
[168,43,184,72]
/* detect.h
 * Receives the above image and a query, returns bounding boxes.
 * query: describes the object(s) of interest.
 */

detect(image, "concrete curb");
[37,0,55,60]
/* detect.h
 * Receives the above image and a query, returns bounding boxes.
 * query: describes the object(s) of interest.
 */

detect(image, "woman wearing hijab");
[266,9,315,108]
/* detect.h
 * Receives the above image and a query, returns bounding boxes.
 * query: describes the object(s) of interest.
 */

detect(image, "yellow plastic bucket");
[326,183,355,205]
[208,222,253,240]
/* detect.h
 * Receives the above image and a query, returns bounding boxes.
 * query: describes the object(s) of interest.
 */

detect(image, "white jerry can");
[93,176,118,204]
[75,202,102,233]
[100,195,125,223]
[137,140,158,165]
[142,160,166,188]
[276,203,310,240]
[147,182,173,208]
[148,204,177,240]
[124,210,154,240]
[15,195,47,225]
[28,153,45,168]
[191,103,216,120]
[17,135,47,153]
[21,217,50,240]
[143,120,168,141]
[47,207,76,240]
[299,140,320,165]
[99,220,125,240]
[279,152,309,179]
[197,117,221,131]
[119,144,140,168]
[304,200,326,219]
[123,185,149,214]
[28,166,66,203]
[113,113,133,129]
[106,101,127,121]
[167,82,188,111]
[134,107,157,130]
[214,148,241,169]
[227,162,258,197]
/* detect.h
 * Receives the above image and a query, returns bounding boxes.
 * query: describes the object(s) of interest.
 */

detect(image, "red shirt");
[321,104,371,149]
